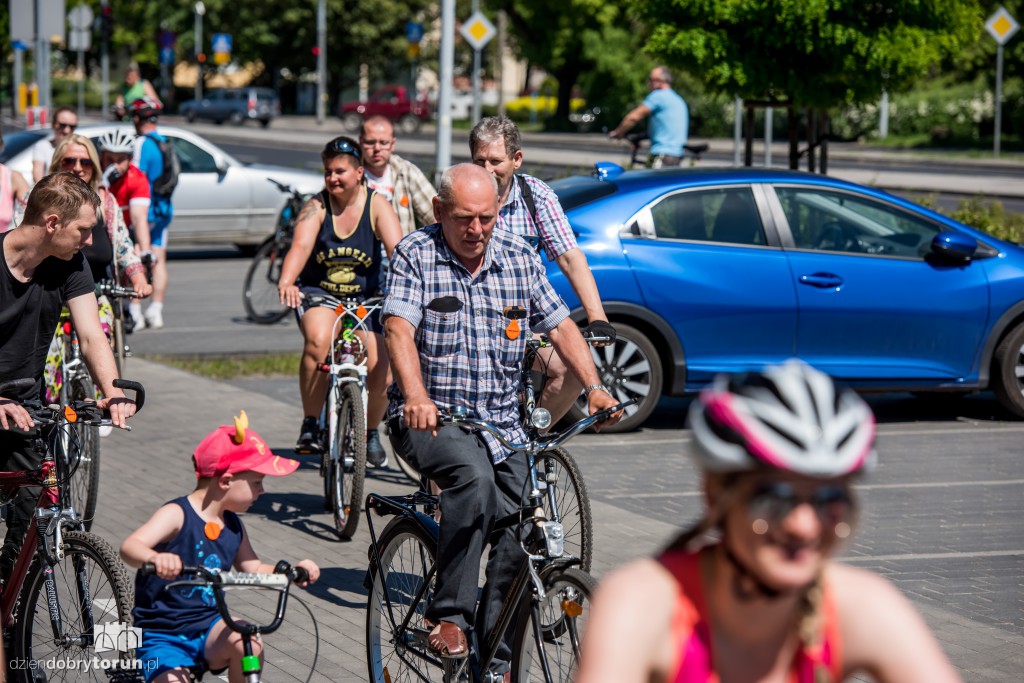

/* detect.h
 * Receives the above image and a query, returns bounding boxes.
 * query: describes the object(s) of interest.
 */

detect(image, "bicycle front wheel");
[242,239,290,324]
[331,382,366,538]
[536,448,593,572]
[512,567,596,683]
[366,517,439,683]
[13,530,134,681]
[65,376,101,531]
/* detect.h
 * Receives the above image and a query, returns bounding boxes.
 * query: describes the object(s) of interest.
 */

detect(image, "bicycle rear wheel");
[13,530,134,681]
[330,382,366,538]
[512,567,595,683]
[242,239,290,324]
[366,517,439,683]
[536,448,593,572]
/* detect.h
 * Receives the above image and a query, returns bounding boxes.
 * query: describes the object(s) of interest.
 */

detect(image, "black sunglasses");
[323,138,362,161]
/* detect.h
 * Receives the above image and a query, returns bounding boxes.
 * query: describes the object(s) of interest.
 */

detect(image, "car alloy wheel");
[566,322,662,433]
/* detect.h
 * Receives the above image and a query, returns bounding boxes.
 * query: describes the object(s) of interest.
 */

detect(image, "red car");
[338,85,431,134]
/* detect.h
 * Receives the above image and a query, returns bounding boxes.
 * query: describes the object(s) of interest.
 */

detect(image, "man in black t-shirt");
[0,172,137,578]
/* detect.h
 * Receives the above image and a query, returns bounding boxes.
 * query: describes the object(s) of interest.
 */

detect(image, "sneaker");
[295,416,320,453]
[144,309,164,330]
[366,429,388,467]
[131,313,147,331]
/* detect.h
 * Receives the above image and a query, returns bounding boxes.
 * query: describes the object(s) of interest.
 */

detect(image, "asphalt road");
[205,131,1024,215]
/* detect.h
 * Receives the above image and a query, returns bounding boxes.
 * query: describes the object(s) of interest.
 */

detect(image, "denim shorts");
[136,617,224,682]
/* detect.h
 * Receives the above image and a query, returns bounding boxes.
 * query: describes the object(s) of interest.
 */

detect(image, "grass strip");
[149,353,301,381]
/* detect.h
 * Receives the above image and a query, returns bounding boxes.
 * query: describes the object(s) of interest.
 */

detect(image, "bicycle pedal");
[294,444,322,456]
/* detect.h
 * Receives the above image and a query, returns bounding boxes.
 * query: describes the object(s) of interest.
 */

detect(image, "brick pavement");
[95,359,1024,681]
[94,359,676,682]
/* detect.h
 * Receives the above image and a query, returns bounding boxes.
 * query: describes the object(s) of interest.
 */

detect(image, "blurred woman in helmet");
[577,360,961,683]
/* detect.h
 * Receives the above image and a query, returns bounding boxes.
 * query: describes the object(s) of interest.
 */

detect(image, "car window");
[777,187,942,258]
[650,187,764,246]
[167,136,218,173]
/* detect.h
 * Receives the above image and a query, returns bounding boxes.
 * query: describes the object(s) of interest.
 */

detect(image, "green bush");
[948,197,1024,244]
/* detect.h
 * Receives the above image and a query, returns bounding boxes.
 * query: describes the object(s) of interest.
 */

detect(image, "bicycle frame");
[365,485,580,681]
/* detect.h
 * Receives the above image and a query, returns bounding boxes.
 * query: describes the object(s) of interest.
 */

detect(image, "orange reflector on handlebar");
[357,304,369,319]
[334,304,345,317]
[64,405,77,423]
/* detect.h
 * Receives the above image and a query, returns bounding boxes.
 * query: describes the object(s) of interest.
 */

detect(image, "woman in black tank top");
[278,136,403,455]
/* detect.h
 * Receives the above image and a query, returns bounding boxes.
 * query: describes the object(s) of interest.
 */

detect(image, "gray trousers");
[388,417,528,667]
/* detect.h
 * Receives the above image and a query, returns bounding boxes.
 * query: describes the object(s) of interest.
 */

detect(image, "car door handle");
[799,272,844,288]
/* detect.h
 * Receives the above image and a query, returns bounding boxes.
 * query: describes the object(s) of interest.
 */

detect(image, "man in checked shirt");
[382,163,621,676]
[470,116,617,425]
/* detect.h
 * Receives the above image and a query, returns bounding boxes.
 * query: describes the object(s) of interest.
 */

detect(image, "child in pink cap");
[121,411,320,683]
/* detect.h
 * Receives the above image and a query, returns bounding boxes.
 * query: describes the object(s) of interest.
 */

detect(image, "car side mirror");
[214,156,229,176]
[930,231,977,263]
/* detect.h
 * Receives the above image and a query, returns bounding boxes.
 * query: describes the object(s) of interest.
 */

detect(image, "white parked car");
[1,125,323,248]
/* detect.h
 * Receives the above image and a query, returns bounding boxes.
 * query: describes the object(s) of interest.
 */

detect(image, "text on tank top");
[299,187,381,296]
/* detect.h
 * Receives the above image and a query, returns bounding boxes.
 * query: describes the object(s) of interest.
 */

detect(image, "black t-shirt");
[0,232,95,402]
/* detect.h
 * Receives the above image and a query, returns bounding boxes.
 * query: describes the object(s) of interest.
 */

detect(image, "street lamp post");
[194,2,205,101]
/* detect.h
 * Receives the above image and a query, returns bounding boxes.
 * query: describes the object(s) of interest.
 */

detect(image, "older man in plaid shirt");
[470,116,616,426]
[382,163,620,674]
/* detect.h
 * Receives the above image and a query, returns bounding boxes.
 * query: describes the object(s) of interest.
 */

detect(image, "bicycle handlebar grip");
[292,566,310,584]
[0,377,36,397]
[140,562,156,576]
[113,379,145,413]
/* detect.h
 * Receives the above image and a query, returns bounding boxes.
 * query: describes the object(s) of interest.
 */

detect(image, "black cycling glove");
[583,320,617,344]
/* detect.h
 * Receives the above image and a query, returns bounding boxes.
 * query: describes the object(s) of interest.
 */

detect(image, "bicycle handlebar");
[0,377,145,425]
[97,280,140,300]
[140,560,308,636]
[438,398,637,453]
[301,292,385,310]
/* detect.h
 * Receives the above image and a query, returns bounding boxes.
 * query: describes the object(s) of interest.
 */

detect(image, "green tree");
[505,0,639,128]
[65,0,432,110]
[628,0,984,168]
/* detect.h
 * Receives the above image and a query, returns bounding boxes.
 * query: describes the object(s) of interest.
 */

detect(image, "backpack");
[514,174,538,226]
[143,133,180,198]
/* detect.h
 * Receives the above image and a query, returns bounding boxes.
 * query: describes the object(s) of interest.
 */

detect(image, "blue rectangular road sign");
[212,33,233,54]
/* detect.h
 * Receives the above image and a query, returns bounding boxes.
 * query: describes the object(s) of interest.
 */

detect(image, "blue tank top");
[132,496,244,633]
[298,187,381,296]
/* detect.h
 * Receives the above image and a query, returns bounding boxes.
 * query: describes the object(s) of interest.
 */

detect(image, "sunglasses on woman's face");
[746,480,853,528]
[61,157,94,170]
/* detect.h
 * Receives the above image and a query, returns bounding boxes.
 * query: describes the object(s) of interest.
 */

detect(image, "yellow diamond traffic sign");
[460,11,495,51]
[986,6,1019,45]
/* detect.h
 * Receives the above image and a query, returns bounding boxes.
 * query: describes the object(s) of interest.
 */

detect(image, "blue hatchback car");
[547,165,1024,432]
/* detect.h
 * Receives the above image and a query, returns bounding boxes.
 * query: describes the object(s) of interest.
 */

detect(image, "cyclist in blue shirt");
[129,97,173,329]
[610,66,690,168]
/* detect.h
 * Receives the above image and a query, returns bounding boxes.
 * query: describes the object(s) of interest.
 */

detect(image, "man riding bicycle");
[382,163,621,678]
[470,116,615,426]
[0,173,136,581]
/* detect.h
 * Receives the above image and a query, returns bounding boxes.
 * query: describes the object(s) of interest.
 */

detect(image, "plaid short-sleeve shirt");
[498,174,578,261]
[383,224,570,463]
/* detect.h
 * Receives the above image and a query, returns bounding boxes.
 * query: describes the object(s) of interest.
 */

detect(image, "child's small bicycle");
[132,561,315,683]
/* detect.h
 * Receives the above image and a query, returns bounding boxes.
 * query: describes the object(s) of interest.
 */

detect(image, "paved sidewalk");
[95,358,1024,682]
[96,358,675,682]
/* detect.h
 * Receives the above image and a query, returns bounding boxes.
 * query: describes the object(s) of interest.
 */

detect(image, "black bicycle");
[390,332,605,571]
[242,178,308,324]
[364,399,633,683]
[624,132,709,168]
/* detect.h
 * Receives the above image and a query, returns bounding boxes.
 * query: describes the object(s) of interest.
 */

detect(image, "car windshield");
[550,175,617,212]
[0,130,48,163]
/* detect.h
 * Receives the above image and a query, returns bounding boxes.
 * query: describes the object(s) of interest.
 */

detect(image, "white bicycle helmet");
[96,129,135,154]
[688,359,876,477]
